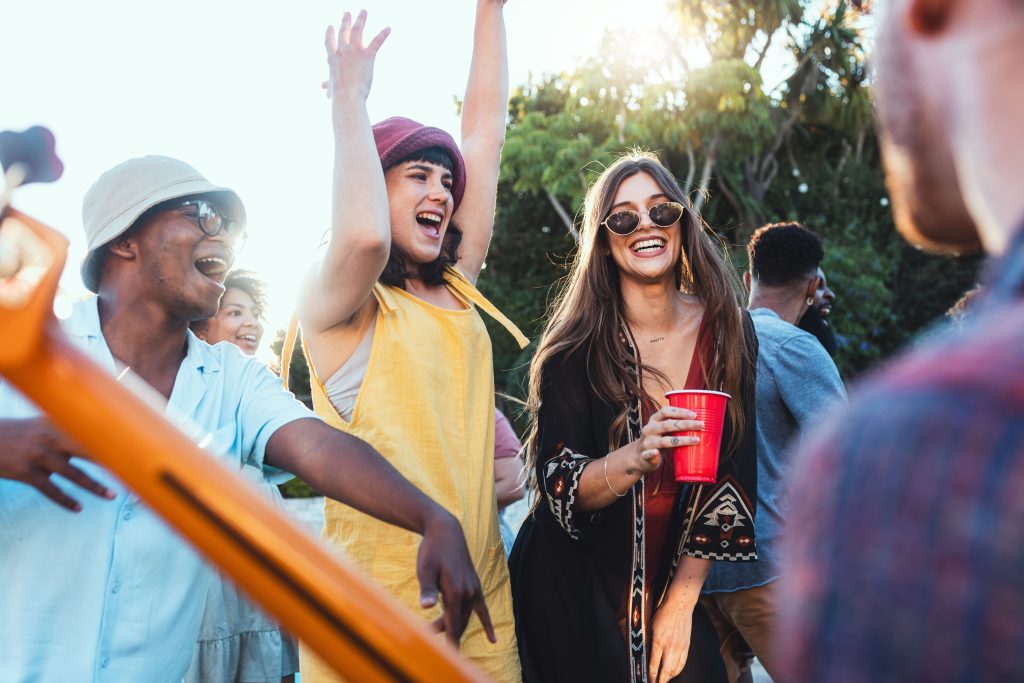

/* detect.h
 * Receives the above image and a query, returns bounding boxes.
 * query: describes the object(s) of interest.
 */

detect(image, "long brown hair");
[524,151,752,489]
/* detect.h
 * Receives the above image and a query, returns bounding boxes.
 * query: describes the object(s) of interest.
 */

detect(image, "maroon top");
[494,408,523,460]
[643,329,711,596]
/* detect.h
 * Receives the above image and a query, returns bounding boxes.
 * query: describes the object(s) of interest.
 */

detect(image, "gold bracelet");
[604,452,628,498]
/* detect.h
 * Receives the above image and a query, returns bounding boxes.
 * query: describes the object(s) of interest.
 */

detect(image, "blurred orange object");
[0,206,489,683]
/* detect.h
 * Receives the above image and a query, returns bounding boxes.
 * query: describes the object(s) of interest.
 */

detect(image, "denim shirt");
[0,297,311,683]
[703,308,846,593]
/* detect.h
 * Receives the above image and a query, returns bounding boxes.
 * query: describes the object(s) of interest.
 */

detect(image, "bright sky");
[3,0,793,358]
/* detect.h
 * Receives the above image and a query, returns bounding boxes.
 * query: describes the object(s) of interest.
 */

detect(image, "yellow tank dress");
[297,267,528,682]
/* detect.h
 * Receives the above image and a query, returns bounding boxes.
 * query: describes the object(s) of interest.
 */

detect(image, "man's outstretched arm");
[264,418,495,646]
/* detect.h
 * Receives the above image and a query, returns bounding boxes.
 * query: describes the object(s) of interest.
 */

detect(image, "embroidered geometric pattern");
[685,549,759,561]
[621,320,649,683]
[685,478,757,559]
[542,444,594,540]
[669,485,704,577]
[628,475,646,683]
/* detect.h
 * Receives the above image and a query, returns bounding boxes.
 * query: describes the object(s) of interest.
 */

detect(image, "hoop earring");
[806,297,814,306]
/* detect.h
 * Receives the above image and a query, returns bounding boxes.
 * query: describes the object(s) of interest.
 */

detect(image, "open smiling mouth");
[631,238,666,254]
[195,256,229,283]
[415,212,442,237]
[237,334,258,346]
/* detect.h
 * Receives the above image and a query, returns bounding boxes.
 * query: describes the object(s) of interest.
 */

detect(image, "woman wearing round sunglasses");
[509,151,758,683]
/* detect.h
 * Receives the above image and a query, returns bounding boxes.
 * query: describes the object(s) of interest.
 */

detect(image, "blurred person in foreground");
[701,223,846,683]
[0,156,488,683]
[796,266,837,357]
[187,270,298,683]
[780,0,1024,680]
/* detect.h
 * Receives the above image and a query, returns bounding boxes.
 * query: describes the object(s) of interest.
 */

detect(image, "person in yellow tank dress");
[295,3,525,681]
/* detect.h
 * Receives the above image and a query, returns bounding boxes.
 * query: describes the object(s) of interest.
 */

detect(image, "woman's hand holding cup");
[632,407,703,473]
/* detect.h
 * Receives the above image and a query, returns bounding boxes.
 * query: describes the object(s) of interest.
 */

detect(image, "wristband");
[604,452,628,498]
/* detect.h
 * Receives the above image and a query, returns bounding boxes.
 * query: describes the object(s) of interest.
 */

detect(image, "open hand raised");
[324,10,390,101]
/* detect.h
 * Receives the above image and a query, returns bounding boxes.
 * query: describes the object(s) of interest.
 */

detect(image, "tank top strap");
[444,266,530,349]
[280,313,328,395]
[280,314,300,391]
[282,273,527,390]
[371,281,400,314]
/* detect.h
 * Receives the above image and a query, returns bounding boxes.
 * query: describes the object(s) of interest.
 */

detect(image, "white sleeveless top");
[322,317,375,421]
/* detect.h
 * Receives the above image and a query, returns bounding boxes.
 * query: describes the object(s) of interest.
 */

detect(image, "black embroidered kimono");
[509,317,758,683]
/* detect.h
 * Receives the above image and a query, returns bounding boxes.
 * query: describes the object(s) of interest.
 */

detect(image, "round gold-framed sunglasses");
[601,201,685,236]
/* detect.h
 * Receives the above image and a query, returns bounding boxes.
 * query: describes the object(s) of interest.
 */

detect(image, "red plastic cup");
[665,390,731,484]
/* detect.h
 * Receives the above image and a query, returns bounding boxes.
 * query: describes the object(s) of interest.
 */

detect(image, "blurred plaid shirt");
[779,227,1024,683]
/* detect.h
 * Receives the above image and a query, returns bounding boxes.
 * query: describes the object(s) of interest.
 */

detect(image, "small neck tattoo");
[649,337,664,343]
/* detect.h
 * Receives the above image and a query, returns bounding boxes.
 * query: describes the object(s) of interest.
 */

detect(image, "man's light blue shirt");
[704,307,847,593]
[0,297,313,682]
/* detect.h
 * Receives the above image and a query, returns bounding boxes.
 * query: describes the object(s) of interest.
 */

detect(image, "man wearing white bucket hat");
[78,155,249,294]
[0,155,492,683]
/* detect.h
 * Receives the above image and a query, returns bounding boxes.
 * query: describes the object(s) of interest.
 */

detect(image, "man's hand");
[417,509,496,646]
[266,420,495,646]
[0,417,115,511]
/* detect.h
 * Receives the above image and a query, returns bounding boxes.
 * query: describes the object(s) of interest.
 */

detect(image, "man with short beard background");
[796,267,837,357]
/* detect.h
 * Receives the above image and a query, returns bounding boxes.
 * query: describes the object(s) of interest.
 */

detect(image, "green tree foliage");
[479,0,980,405]
[269,327,312,409]
[269,327,318,498]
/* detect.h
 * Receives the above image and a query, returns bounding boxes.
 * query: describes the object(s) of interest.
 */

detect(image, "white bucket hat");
[80,155,246,292]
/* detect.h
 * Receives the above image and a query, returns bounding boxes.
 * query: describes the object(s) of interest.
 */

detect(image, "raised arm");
[453,0,510,282]
[299,11,392,334]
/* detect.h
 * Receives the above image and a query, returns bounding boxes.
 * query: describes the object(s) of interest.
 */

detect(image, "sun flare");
[563,0,710,74]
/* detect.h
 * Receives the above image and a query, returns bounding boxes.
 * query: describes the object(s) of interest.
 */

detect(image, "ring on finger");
[670,436,679,446]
